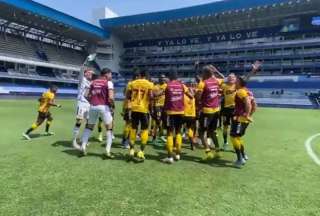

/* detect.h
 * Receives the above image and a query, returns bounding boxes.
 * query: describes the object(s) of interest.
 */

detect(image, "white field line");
[304,133,320,166]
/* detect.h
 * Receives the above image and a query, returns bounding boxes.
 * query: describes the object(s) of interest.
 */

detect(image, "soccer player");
[152,74,167,145]
[79,68,114,158]
[121,72,138,149]
[230,62,260,168]
[183,83,197,150]
[23,85,61,140]
[196,65,225,160]
[220,73,237,150]
[161,71,193,164]
[72,69,94,148]
[126,70,154,162]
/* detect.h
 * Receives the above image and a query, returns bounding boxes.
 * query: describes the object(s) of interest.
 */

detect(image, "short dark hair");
[139,69,148,78]
[101,68,112,76]
[169,70,178,80]
[202,65,213,78]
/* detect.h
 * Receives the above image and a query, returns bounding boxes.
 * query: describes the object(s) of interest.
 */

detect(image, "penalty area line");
[304,133,320,166]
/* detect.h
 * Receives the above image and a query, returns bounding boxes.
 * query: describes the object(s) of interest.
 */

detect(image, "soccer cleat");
[22,133,31,140]
[105,152,115,159]
[223,142,228,151]
[241,158,247,165]
[137,151,145,160]
[234,159,244,169]
[174,154,181,161]
[98,133,103,142]
[160,136,167,143]
[81,146,87,156]
[162,157,174,164]
[243,154,249,161]
[45,132,55,136]
[214,151,222,159]
[112,134,115,140]
[203,151,214,161]
[72,139,81,150]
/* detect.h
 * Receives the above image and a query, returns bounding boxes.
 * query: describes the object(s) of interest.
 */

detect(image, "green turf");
[0,99,320,216]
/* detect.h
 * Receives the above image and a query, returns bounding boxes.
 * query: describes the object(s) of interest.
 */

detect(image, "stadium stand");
[99,0,320,108]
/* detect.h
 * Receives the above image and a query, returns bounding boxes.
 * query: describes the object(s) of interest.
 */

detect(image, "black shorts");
[199,112,219,131]
[184,116,196,129]
[166,114,184,131]
[131,112,149,130]
[36,111,52,124]
[153,106,164,122]
[221,107,235,126]
[123,109,131,122]
[230,120,249,137]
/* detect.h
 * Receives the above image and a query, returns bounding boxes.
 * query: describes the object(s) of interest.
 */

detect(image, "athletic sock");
[223,126,228,144]
[175,133,182,154]
[129,128,137,147]
[73,126,80,140]
[166,134,174,157]
[106,130,113,154]
[211,131,219,149]
[140,129,149,151]
[45,121,52,133]
[81,128,92,149]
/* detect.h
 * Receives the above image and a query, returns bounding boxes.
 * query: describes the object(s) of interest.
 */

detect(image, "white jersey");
[77,77,91,104]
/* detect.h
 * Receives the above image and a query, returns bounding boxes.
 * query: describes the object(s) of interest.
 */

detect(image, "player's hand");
[252,61,262,74]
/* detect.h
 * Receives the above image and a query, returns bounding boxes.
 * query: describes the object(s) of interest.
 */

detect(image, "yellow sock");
[141,129,149,146]
[129,128,137,146]
[166,134,174,155]
[187,128,194,140]
[231,136,241,150]
[124,124,131,138]
[175,133,182,154]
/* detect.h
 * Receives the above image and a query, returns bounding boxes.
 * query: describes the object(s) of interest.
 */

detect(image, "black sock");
[223,133,227,144]
[240,145,246,158]
[26,128,33,135]
[235,149,242,161]
[212,132,219,149]
[45,124,50,133]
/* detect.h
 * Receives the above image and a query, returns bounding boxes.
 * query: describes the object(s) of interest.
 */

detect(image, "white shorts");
[76,102,90,120]
[87,105,113,125]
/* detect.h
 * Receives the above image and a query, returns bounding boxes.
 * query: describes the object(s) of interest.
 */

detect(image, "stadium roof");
[100,0,319,41]
[0,0,108,44]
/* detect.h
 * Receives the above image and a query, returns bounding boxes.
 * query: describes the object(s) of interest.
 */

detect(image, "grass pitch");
[0,99,320,216]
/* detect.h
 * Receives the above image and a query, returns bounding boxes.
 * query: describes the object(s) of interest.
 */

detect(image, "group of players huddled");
[22,61,261,168]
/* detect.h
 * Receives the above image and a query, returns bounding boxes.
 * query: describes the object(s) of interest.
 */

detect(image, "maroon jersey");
[164,80,185,114]
[89,79,109,106]
[201,78,220,111]
[234,87,252,117]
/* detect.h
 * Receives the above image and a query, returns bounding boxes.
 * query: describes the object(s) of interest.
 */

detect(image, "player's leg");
[186,117,196,150]
[97,117,104,142]
[23,112,46,140]
[230,120,248,168]
[101,106,114,159]
[44,112,54,135]
[137,113,149,161]
[162,115,174,164]
[208,113,221,158]
[199,113,214,160]
[80,107,98,155]
[129,112,139,158]
[122,110,131,149]
[174,115,184,161]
